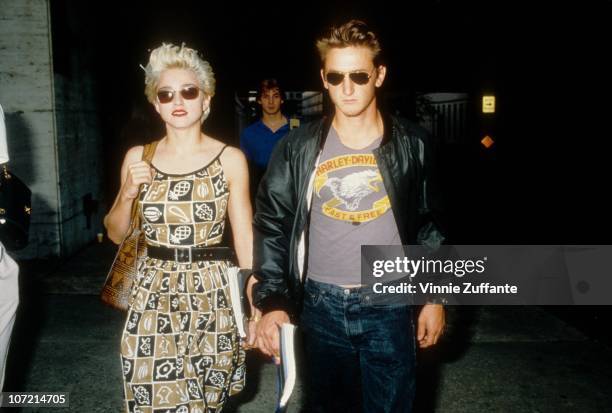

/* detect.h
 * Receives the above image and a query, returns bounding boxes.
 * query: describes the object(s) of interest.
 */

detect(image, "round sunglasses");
[325,68,376,86]
[156,86,201,104]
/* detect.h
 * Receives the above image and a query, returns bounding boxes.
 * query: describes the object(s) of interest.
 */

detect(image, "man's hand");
[417,303,445,348]
[255,310,290,364]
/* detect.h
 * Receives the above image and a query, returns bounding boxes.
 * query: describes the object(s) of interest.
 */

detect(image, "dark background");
[49,0,612,245]
[5,0,612,404]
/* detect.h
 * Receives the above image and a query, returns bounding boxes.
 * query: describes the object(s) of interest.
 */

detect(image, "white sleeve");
[0,104,9,164]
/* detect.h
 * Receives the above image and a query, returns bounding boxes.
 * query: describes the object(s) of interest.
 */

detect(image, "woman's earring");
[201,105,211,122]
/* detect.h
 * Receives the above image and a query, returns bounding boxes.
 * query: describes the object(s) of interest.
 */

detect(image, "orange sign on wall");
[481,135,495,148]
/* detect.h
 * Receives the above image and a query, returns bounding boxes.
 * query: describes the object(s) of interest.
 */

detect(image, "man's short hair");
[258,79,284,101]
[316,19,382,66]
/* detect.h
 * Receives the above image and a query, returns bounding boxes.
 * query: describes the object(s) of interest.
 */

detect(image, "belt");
[147,245,236,263]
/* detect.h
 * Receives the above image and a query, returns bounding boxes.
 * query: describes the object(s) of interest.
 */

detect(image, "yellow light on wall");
[482,95,496,113]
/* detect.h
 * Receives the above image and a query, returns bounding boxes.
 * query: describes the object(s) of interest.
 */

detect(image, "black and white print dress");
[120,147,245,413]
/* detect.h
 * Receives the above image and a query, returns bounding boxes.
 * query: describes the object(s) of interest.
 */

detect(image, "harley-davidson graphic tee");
[307,127,401,286]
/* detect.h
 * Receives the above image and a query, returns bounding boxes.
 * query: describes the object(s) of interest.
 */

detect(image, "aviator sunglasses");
[156,85,201,104]
[325,68,376,86]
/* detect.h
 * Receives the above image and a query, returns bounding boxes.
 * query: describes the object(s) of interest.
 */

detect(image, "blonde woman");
[104,43,259,412]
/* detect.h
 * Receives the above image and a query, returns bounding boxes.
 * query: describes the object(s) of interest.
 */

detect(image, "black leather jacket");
[253,114,445,316]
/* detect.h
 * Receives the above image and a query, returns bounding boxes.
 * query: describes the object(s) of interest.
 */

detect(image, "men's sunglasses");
[325,69,376,86]
[156,86,201,104]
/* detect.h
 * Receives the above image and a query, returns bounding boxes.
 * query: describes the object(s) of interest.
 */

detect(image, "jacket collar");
[317,112,396,150]
[381,112,395,146]
[318,115,334,151]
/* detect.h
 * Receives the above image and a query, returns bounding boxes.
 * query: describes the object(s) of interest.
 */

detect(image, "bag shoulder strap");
[142,140,159,164]
[129,140,160,229]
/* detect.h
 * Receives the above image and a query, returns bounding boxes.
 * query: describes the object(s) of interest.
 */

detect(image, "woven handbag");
[100,141,158,311]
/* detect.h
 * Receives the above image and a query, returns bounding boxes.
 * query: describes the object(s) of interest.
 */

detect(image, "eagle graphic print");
[314,153,391,223]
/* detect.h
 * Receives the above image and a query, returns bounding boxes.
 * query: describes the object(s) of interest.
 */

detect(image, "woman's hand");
[122,161,153,199]
[244,275,260,349]
[104,146,151,244]
[245,309,262,349]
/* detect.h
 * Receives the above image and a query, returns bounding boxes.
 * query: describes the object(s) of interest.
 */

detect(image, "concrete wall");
[54,71,105,256]
[0,0,105,258]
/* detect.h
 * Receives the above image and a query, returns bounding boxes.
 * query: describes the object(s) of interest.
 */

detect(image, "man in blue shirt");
[240,79,290,198]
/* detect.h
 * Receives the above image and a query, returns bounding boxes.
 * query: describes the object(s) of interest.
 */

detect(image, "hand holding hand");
[255,310,290,364]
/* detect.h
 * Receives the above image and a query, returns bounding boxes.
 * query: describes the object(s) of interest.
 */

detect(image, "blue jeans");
[300,278,416,413]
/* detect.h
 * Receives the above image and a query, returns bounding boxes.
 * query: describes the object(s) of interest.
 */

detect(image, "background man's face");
[258,88,283,116]
[321,46,386,118]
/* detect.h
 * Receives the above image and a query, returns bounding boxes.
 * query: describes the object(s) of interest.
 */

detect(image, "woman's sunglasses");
[156,86,201,104]
[325,69,376,86]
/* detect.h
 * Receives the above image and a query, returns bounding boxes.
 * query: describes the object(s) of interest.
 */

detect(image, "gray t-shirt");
[307,127,401,286]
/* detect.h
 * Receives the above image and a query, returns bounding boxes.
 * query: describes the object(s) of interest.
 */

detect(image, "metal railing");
[421,93,469,144]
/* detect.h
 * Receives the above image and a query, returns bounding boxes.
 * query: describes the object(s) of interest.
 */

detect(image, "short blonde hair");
[143,43,215,104]
[316,20,382,66]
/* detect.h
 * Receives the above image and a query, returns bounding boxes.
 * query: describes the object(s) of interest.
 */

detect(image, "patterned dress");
[120,147,245,413]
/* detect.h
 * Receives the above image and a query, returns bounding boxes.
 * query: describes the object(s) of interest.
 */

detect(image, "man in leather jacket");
[252,20,446,412]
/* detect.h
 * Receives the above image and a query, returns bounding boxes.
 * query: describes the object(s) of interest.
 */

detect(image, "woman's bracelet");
[248,314,261,322]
